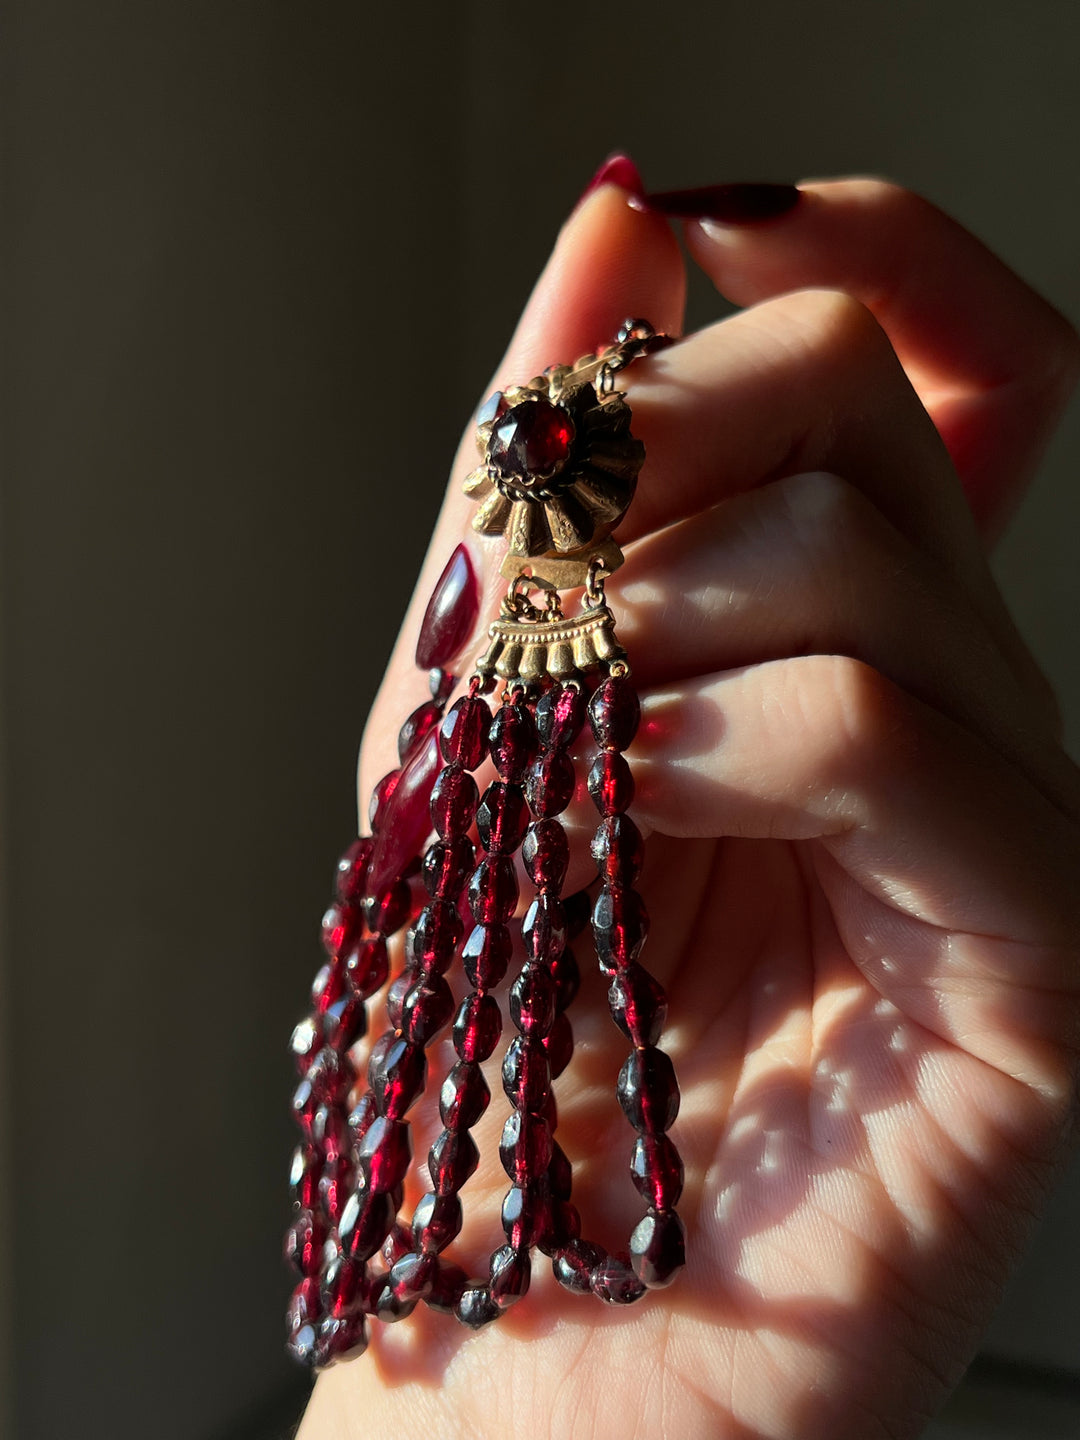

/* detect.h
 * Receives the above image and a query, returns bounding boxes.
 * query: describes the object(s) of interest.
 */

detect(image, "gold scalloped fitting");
[476,603,625,683]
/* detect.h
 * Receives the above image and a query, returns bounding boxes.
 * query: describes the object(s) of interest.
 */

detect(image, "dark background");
[2,4,1078,1438]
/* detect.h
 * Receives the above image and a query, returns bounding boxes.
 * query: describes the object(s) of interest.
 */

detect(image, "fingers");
[683,178,1080,535]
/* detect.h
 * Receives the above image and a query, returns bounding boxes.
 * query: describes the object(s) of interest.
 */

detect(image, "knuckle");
[779,469,868,546]
[791,287,897,375]
[811,654,913,774]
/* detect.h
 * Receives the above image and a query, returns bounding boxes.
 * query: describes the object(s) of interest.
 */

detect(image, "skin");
[298,177,1080,1440]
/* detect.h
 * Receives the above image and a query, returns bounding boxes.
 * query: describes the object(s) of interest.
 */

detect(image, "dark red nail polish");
[643,183,800,222]
[579,152,645,205]
[415,544,480,672]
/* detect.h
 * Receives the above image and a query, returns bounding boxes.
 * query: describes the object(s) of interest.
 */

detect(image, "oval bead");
[455,1286,500,1329]
[366,730,442,898]
[590,813,645,883]
[284,1208,328,1277]
[400,977,455,1047]
[367,1035,426,1121]
[453,991,503,1062]
[397,700,443,765]
[549,946,580,1009]
[461,921,512,989]
[408,899,463,976]
[338,1187,397,1263]
[592,885,650,970]
[415,544,480,672]
[468,854,519,924]
[489,699,538,782]
[421,836,475,899]
[334,837,374,905]
[490,1244,532,1308]
[591,1256,647,1305]
[630,1208,686,1288]
[522,818,569,889]
[320,902,363,961]
[525,748,576,817]
[587,749,634,816]
[509,963,557,1037]
[318,1152,353,1224]
[476,781,530,855]
[522,891,567,964]
[439,695,491,771]
[427,1261,469,1313]
[552,1239,605,1295]
[344,935,389,998]
[501,1034,551,1112]
[430,764,479,840]
[588,674,641,752]
[439,1059,490,1130]
[315,1311,368,1365]
[357,1115,412,1192]
[412,1190,464,1253]
[428,1128,480,1194]
[535,684,586,750]
[616,1047,681,1134]
[501,1183,553,1250]
[630,1132,685,1211]
[364,878,411,937]
[608,963,667,1047]
[542,1011,574,1078]
[499,1111,553,1184]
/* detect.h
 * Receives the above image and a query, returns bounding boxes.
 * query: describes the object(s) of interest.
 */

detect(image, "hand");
[300,176,1080,1440]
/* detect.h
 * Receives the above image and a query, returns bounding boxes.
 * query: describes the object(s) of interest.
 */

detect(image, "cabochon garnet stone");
[489,399,575,484]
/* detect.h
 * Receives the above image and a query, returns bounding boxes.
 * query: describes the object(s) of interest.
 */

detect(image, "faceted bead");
[315,1312,368,1366]
[357,1115,412,1192]
[382,1221,413,1269]
[535,684,586,750]
[387,1250,436,1302]
[543,1200,581,1256]
[630,1209,686,1288]
[549,948,581,1009]
[587,750,634,816]
[348,1090,378,1142]
[284,1208,327,1277]
[289,1145,321,1210]
[334,837,374,905]
[501,1182,553,1250]
[525,749,576,817]
[286,1321,319,1368]
[384,972,412,1029]
[488,397,575,482]
[522,891,567,964]
[415,544,480,672]
[408,899,463,976]
[490,1244,531,1308]
[591,1256,647,1305]
[289,1017,321,1074]
[564,889,591,940]
[398,701,443,766]
[306,1046,354,1104]
[344,935,389,998]
[321,990,367,1051]
[338,1187,397,1263]
[368,769,400,832]
[460,921,512,990]
[439,1060,490,1130]
[593,885,650,970]
[591,813,645,883]
[548,1141,573,1201]
[521,818,569,889]
[542,1011,574,1078]
[455,1286,501,1329]
[501,1035,551,1112]
[412,1190,464,1253]
[609,963,667,1047]
[318,1153,353,1224]
[312,960,346,1014]
[476,782,529,855]
[430,764,479,840]
[287,1275,322,1331]
[321,902,362,961]
[400,976,455,1047]
[588,675,641,752]
[489,700,538,782]
[367,1035,426,1120]
[630,1133,685,1211]
[552,1239,605,1295]
[421,836,475,900]
[617,1047,681,1133]
[453,991,502,1061]
[366,730,441,898]
[322,1251,362,1319]
[311,1102,349,1159]
[439,695,491,771]
[427,1261,469,1313]
[428,1128,480,1194]
[373,1281,418,1323]
[468,855,519,924]
[364,877,411,937]
[509,963,557,1037]
[499,1111,553,1183]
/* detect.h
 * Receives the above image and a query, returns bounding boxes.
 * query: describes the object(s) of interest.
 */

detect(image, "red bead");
[357,1115,412,1191]
[439,695,491,771]
[412,1190,464,1253]
[321,902,363,961]
[545,1200,581,1255]
[334,837,374,904]
[321,990,367,1051]
[617,1047,680,1133]
[400,977,455,1046]
[592,885,650,970]
[588,675,641,752]
[543,1011,574,1078]
[290,1145,321,1210]
[428,1128,480,1194]
[522,891,566,963]
[509,963,557,1036]
[384,972,412,1029]
[312,960,346,1014]
[387,1250,437,1302]
[367,730,441,898]
[609,963,667,1046]
[630,1209,686,1288]
[587,750,634,816]
[455,1286,500,1328]
[315,1312,368,1365]
[490,1244,532,1308]
[501,1183,553,1250]
[427,1262,469,1313]
[369,769,400,832]
[453,992,502,1061]
[286,1321,319,1368]
[550,948,580,1009]
[364,878,411,937]
[461,922,512,989]
[430,668,456,705]
[415,544,480,672]
[548,1141,573,1200]
[501,1035,551,1112]
[630,1133,685,1211]
[284,1208,328,1277]
[489,699,538,782]
[430,764,479,840]
[318,1153,353,1223]
[439,1060,490,1130]
[591,1256,647,1305]
[344,935,389,997]
[305,1046,354,1104]
[489,396,575,483]
[289,1017,321,1073]
[398,700,443,764]
[552,1239,605,1294]
[421,836,475,899]
[338,1187,397,1263]
[322,1252,363,1319]
[522,819,569,889]
[408,899,463,976]
[525,749,576,817]
[591,813,645,882]
[535,684,585,750]
[348,1091,378,1142]
[367,1035,426,1120]
[499,1111,553,1183]
[311,1104,349,1159]
[373,1277,418,1323]
[468,855,519,924]
[287,1275,322,1330]
[476,782,530,855]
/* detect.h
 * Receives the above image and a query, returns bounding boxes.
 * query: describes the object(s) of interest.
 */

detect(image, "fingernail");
[578,152,645,205]
[643,183,801,222]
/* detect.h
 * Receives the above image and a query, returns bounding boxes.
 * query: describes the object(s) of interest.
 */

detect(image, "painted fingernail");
[578,152,645,205]
[642,183,801,222]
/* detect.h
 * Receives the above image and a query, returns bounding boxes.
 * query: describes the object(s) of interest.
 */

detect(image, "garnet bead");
[468,854,519,923]
[630,1209,686,1288]
[318,1153,353,1223]
[284,1208,327,1277]
[322,1251,362,1319]
[316,1312,368,1365]
[382,1221,414,1268]
[501,1183,553,1250]
[367,1036,426,1120]
[357,1115,412,1191]
[535,684,586,750]
[476,782,530,855]
[461,921,512,989]
[500,1110,554,1183]
[455,1286,501,1328]
[397,700,443,764]
[321,902,362,961]
[412,1190,464,1253]
[488,397,575,485]
[289,1017,320,1073]
[542,1011,574,1078]
[509,964,557,1036]
[427,1262,468,1313]
[553,1239,605,1294]
[609,963,667,1047]
[592,885,650,970]
[630,1132,685,1211]
[439,1060,490,1130]
[522,818,570,889]
[489,699,538,782]
[548,1141,573,1201]
[490,1244,532,1307]
[591,813,645,882]
[321,990,367,1051]
[422,837,475,899]
[430,764,479,840]
[286,1322,318,1367]
[525,749,576,817]
[290,1145,320,1210]
[408,900,464,976]
[549,947,581,1009]
[338,1187,397,1263]
[502,1035,551,1112]
[400,977,455,1046]
[589,675,641,751]
[364,878,412,937]
[387,1250,437,1302]
[587,749,635,816]
[428,1129,480,1193]
[366,730,442,899]
[439,695,491,771]
[415,544,480,672]
[334,837,374,904]
[591,1257,647,1305]
[617,1047,681,1133]
[522,891,567,964]
[384,971,411,1029]
[344,935,389,998]
[453,991,503,1061]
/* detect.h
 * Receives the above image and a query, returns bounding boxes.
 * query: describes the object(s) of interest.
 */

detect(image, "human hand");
[300,174,1080,1440]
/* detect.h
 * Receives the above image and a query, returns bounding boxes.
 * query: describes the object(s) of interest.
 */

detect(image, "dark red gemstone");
[476,782,530,855]
[284,1208,328,1277]
[366,730,441,899]
[421,836,475,900]
[289,1017,321,1073]
[428,1128,480,1194]
[387,1250,437,1302]
[588,675,641,752]
[318,1153,353,1223]
[290,1145,321,1210]
[549,948,580,1009]
[357,1115,412,1192]
[501,1182,553,1250]
[306,1046,354,1104]
[287,1275,322,1330]
[415,544,480,672]
[609,963,667,1047]
[591,813,645,882]
[286,1321,319,1368]
[489,699,538,783]
[312,960,345,1014]
[468,855,519,924]
[384,972,412,1029]
[400,976,455,1046]
[489,397,575,483]
[544,1200,581,1255]
[398,700,444,764]
[591,1256,647,1305]
[321,990,367,1051]
[499,1111,553,1183]
[321,902,363,961]
[369,769,400,832]
[490,1244,532,1308]
[373,1280,418,1323]
[439,1059,490,1130]
[335,837,374,905]
[509,963,557,1037]
[381,1221,413,1269]
[364,878,412,937]
[521,818,569,889]
[535,685,586,750]
[525,749,576,817]
[311,1102,349,1159]
[617,1047,680,1133]
[430,764,479,840]
[315,1312,368,1365]
[322,1252,362,1319]
[427,1261,469,1313]
[348,1090,378,1142]
[439,695,492,771]
[548,1141,573,1201]
[453,991,502,1062]
[338,1187,397,1263]
[542,1011,574,1078]
[522,891,567,964]
[630,1209,686,1288]
[455,1286,500,1328]
[501,1035,551,1112]
[592,885,650,970]
[408,899,464,976]
[552,1239,605,1295]
[412,1190,464,1253]
[630,1133,685,1210]
[587,750,634,816]
[344,935,389,998]
[367,1036,426,1120]
[460,921,512,989]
